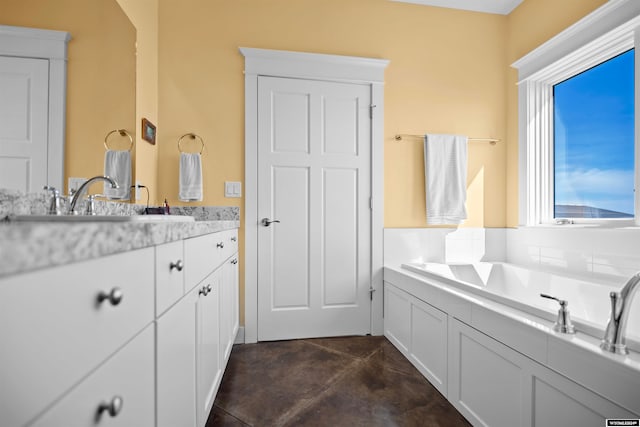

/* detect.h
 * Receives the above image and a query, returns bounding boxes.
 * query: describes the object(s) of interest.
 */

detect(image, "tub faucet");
[68,176,119,215]
[601,272,640,355]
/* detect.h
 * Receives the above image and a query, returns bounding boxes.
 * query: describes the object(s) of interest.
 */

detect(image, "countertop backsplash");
[0,188,239,221]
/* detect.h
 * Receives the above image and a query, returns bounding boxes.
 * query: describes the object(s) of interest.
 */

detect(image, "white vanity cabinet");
[196,268,222,426]
[0,225,239,427]
[156,286,197,427]
[0,247,155,427]
[158,228,239,427]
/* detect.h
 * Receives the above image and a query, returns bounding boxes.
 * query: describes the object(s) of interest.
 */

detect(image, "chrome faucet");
[68,176,119,215]
[601,272,640,355]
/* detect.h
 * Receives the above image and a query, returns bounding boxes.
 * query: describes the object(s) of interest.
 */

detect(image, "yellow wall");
[157,0,507,229]
[505,0,608,226]
[157,0,508,324]
[117,0,160,205]
[0,0,136,193]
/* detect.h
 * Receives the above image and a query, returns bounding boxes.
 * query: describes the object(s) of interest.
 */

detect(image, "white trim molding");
[512,0,640,226]
[0,25,71,191]
[240,47,389,343]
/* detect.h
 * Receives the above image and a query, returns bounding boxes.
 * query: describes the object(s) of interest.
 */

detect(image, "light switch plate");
[225,181,242,198]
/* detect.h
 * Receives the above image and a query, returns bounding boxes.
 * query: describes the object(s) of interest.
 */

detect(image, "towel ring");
[178,133,205,155]
[104,129,134,152]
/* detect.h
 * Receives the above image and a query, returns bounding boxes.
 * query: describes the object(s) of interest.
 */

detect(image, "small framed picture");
[142,118,156,145]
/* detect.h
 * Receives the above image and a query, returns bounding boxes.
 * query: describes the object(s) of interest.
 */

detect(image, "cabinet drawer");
[185,229,237,291]
[0,247,154,427]
[156,240,185,317]
[31,325,155,427]
[219,229,238,263]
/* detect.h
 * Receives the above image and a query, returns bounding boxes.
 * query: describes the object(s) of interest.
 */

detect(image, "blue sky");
[554,49,635,216]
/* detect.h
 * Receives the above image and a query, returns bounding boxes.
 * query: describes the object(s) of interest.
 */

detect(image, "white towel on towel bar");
[103,150,131,200]
[179,152,203,202]
[424,134,468,225]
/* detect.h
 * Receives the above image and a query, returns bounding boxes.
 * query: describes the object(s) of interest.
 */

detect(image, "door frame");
[0,25,70,190]
[240,47,389,343]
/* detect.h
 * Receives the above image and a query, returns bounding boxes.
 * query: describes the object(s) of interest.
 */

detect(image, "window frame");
[512,0,640,227]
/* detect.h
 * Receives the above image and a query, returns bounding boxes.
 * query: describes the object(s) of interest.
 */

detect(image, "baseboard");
[234,326,245,344]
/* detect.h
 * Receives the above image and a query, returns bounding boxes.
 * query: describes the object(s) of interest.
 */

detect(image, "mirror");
[0,0,136,197]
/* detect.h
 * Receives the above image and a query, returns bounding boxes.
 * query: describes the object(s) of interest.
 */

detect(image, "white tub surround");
[383,227,506,267]
[402,261,639,352]
[384,266,640,425]
[383,227,640,425]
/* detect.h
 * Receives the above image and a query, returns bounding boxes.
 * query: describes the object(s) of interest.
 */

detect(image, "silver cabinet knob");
[231,236,237,242]
[169,260,184,272]
[98,288,123,306]
[216,242,224,249]
[231,258,238,265]
[98,395,123,417]
[261,218,281,227]
[199,285,209,296]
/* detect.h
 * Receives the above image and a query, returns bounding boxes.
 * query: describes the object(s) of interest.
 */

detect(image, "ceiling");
[390,0,524,15]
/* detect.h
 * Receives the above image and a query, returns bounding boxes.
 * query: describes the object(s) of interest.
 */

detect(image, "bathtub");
[401,261,640,353]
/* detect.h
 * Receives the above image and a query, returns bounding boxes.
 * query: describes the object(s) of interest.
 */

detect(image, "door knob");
[261,218,281,227]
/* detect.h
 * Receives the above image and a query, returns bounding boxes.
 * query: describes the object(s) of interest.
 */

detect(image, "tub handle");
[540,293,575,334]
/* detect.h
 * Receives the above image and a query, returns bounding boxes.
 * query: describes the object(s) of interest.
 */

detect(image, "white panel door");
[0,55,49,192]
[257,76,371,341]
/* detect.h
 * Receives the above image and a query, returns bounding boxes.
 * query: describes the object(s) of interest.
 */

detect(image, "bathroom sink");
[10,214,195,223]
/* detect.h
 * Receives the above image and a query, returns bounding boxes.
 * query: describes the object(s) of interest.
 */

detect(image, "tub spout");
[600,272,640,355]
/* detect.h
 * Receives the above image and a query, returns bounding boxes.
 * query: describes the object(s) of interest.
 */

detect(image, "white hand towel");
[424,134,468,225]
[103,150,131,200]
[179,152,203,202]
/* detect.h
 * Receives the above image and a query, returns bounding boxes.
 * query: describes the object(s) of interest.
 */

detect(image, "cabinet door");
[409,296,448,397]
[157,287,197,427]
[230,254,239,342]
[156,240,185,316]
[196,270,222,427]
[449,318,531,427]
[530,360,636,426]
[384,282,411,353]
[220,255,240,363]
[31,325,155,427]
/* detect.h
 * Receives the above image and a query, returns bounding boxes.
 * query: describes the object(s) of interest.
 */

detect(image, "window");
[553,49,635,219]
[512,1,640,226]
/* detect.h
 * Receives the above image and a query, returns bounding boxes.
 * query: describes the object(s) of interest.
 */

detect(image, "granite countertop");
[0,219,240,278]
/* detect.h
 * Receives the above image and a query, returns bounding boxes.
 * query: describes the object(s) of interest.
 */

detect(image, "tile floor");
[206,336,470,427]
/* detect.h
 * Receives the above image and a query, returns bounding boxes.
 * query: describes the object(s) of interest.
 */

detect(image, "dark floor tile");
[206,405,251,427]
[306,335,386,360]
[283,350,470,427]
[214,340,355,426]
[368,338,422,377]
